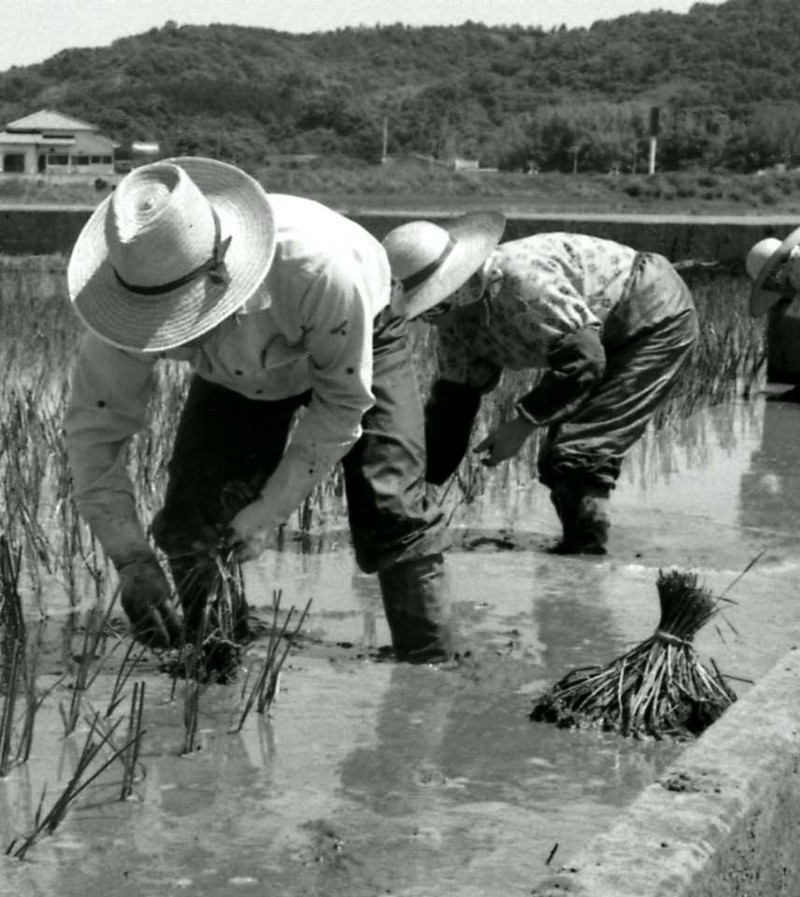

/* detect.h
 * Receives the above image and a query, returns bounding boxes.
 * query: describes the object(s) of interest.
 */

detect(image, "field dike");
[2,204,800,265]
[532,646,800,897]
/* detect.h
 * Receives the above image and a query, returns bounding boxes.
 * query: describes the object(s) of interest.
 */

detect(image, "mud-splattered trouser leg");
[343,309,454,661]
[538,255,699,552]
[151,380,306,637]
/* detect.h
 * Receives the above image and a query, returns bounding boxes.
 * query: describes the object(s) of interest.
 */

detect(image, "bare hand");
[472,417,536,467]
[118,555,181,649]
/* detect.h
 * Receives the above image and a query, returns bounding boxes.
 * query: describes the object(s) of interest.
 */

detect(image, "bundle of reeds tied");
[161,549,248,685]
[530,569,737,739]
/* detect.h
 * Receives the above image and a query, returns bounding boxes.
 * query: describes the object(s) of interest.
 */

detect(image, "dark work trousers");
[537,253,699,493]
[152,308,447,629]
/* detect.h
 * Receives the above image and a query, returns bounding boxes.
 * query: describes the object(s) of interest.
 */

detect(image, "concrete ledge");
[1,204,799,265]
[531,646,800,897]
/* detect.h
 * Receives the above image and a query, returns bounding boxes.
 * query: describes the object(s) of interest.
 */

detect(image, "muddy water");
[3,390,800,896]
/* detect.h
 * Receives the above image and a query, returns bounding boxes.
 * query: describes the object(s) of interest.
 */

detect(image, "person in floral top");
[383,216,698,554]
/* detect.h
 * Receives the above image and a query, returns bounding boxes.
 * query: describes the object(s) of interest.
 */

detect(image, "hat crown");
[383,221,451,283]
[746,237,781,282]
[106,162,216,289]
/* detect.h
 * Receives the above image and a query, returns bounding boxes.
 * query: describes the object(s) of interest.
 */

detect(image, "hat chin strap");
[401,235,456,292]
[113,210,232,295]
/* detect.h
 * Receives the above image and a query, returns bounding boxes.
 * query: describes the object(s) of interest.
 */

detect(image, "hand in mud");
[473,417,536,467]
[118,555,181,649]
[227,496,276,562]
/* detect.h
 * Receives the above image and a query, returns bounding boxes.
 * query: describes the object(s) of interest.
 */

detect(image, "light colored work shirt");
[437,232,639,389]
[65,194,390,561]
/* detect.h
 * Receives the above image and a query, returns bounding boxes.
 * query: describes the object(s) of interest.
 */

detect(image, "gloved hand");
[227,497,276,562]
[473,416,536,467]
[117,554,181,649]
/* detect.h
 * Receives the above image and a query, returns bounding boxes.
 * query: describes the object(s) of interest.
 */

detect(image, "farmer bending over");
[64,158,451,661]
[383,218,699,555]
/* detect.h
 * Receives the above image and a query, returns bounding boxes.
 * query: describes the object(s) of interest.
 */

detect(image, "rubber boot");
[554,485,611,555]
[377,554,456,663]
[549,482,579,536]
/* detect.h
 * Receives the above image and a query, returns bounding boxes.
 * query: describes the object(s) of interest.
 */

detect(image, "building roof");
[72,131,118,153]
[0,131,73,147]
[6,109,97,133]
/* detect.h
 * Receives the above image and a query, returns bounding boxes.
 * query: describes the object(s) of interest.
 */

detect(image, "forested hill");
[2,0,800,173]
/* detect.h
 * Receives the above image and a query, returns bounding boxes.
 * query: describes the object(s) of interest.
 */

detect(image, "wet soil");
[2,391,800,896]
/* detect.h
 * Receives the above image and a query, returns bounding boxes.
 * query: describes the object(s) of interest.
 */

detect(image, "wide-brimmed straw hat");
[746,225,800,317]
[67,157,276,352]
[382,212,506,319]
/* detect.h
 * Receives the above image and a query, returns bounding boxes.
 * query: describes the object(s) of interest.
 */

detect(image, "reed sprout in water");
[232,590,312,733]
[59,595,123,737]
[5,711,143,859]
[530,569,738,739]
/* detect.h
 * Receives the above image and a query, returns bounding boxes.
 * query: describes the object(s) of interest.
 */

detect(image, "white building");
[0,109,117,177]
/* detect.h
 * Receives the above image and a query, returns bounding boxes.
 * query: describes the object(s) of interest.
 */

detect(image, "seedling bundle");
[530,569,737,739]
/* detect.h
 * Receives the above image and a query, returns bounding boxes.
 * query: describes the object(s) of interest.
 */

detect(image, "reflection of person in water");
[338,571,656,820]
[738,398,800,536]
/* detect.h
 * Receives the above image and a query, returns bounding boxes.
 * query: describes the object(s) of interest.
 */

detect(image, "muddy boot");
[554,486,611,555]
[549,483,579,535]
[377,554,456,663]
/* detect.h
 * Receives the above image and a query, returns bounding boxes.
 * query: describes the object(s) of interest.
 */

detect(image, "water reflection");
[738,391,800,536]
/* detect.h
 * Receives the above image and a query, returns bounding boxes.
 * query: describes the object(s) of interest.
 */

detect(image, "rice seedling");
[105,637,148,718]
[529,569,738,740]
[231,590,312,733]
[0,638,24,777]
[5,710,144,860]
[1,534,26,643]
[116,681,147,800]
[59,595,123,737]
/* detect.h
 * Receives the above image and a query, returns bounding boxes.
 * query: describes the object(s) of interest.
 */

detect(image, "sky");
[3,0,728,71]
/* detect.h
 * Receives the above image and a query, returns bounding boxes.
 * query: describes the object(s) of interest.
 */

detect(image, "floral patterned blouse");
[436,232,638,390]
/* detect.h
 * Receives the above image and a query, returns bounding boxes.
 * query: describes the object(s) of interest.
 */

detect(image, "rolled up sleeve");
[64,333,156,562]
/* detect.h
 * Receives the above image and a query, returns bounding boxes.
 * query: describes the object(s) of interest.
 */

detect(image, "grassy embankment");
[3,161,800,217]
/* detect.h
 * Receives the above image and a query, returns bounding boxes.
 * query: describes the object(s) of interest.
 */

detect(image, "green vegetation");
[2,0,800,175]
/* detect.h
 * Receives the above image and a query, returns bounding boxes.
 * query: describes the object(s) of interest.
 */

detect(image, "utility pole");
[648,107,660,175]
[381,117,388,164]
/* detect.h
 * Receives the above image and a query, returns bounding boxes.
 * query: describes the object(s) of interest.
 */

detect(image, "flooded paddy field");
[1,257,799,894]
[2,390,800,897]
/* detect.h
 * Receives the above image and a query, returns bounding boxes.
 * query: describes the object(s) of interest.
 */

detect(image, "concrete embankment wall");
[2,203,800,265]
[531,647,800,897]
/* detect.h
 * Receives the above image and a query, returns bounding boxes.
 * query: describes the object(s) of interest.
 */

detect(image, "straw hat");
[67,157,276,352]
[746,225,800,317]
[382,212,506,319]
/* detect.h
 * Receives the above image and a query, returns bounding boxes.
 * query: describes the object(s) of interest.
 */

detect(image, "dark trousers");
[537,253,699,492]
[152,309,446,612]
